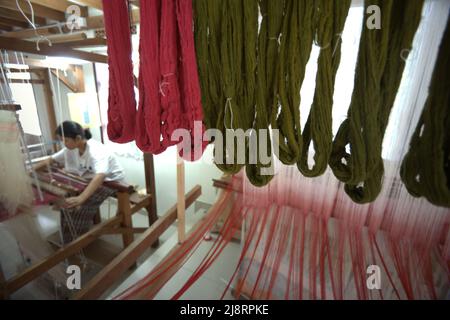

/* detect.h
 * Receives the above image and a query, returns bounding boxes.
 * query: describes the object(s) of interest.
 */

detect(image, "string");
[15,0,52,51]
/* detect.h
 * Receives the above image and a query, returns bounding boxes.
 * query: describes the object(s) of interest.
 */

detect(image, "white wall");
[110,141,223,215]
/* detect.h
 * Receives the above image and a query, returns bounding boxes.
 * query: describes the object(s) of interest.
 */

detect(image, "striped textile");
[60,186,115,245]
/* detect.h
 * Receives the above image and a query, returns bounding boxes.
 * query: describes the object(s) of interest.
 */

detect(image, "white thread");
[159,73,175,97]
[224,97,234,130]
[15,0,52,51]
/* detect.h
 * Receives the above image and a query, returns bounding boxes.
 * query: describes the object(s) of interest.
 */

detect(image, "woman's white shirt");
[51,139,125,182]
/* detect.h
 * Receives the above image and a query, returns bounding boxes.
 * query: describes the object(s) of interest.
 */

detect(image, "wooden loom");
[0,89,200,299]
[0,157,203,299]
[0,0,208,298]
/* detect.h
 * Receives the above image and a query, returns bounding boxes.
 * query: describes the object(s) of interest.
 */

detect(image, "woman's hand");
[63,196,86,209]
[63,174,105,209]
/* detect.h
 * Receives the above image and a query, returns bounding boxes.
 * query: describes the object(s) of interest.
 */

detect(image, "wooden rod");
[117,192,134,248]
[176,146,186,243]
[37,70,58,144]
[0,79,44,84]
[0,103,21,111]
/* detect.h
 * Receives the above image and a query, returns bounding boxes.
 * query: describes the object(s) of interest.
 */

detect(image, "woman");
[33,121,125,244]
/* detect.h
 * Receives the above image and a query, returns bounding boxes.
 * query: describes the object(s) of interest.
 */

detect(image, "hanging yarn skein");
[135,0,164,154]
[214,0,246,175]
[102,0,136,143]
[400,13,450,208]
[297,0,351,177]
[158,0,182,152]
[175,0,208,161]
[245,0,284,186]
[133,0,206,160]
[193,0,221,131]
[328,0,424,204]
[272,0,314,166]
[194,0,258,174]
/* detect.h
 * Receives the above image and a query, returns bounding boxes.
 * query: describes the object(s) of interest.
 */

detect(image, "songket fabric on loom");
[0,110,33,222]
[60,186,114,244]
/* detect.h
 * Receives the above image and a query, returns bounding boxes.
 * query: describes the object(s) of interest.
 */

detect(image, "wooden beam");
[0,36,108,63]
[6,215,122,294]
[144,153,158,224]
[36,70,57,142]
[0,103,21,112]
[129,196,151,215]
[3,68,40,74]
[46,32,87,43]
[143,153,159,247]
[70,0,102,11]
[0,7,46,26]
[0,16,29,29]
[177,146,186,243]
[0,78,44,84]
[28,0,88,17]
[118,192,134,249]
[0,0,65,21]
[50,69,77,92]
[101,227,147,236]
[0,25,60,39]
[72,64,84,91]
[0,23,12,31]
[73,185,202,300]
[49,64,84,93]
[53,37,106,48]
[3,55,79,70]
[86,9,139,29]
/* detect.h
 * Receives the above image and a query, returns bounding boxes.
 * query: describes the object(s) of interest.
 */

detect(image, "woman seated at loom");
[33,120,125,245]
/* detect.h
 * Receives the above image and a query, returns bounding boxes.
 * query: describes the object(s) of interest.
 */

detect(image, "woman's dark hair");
[55,121,92,140]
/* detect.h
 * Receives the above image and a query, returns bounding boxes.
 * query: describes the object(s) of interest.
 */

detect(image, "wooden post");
[143,153,159,247]
[143,153,158,225]
[92,208,101,225]
[92,62,104,144]
[117,192,134,248]
[177,146,186,243]
[36,70,58,152]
